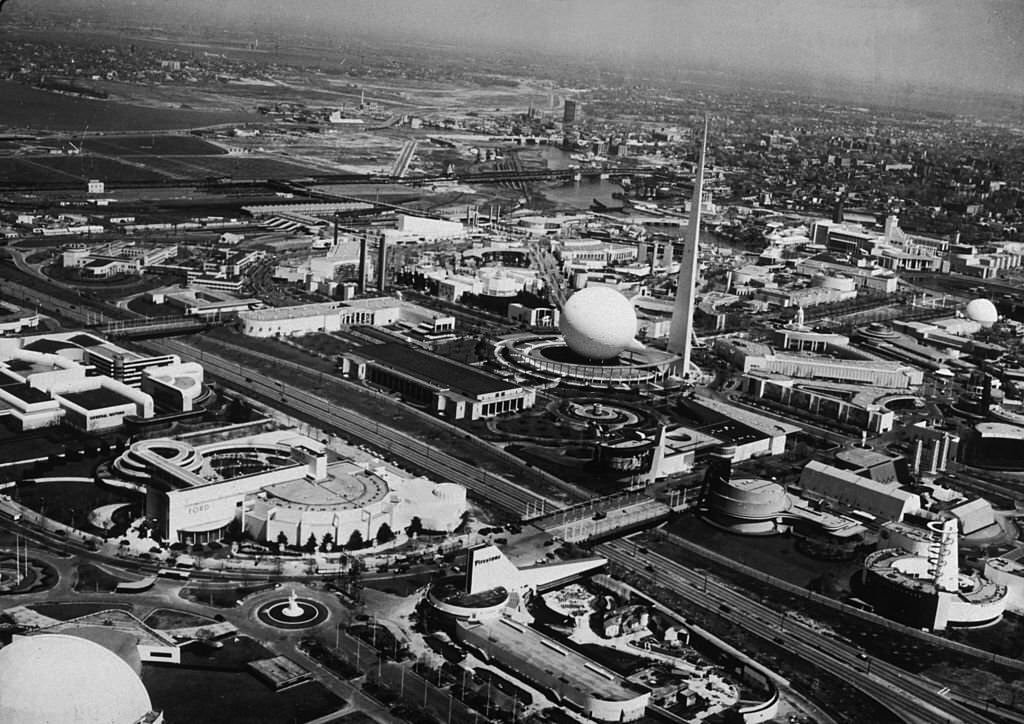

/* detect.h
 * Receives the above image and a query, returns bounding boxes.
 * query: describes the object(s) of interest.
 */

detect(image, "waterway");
[519,145,742,253]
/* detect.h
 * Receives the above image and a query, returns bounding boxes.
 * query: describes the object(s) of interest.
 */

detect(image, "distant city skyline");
[20,0,1024,98]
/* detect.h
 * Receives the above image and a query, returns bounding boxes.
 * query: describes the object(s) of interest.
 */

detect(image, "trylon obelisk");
[667,116,709,377]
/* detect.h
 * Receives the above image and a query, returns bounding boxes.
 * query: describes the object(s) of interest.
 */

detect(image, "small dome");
[965,298,998,327]
[0,634,153,724]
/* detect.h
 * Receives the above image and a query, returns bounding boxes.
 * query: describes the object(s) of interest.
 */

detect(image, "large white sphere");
[559,286,638,360]
[0,634,153,724]
[965,298,998,327]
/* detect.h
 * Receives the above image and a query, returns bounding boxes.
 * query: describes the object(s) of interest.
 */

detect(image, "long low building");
[742,373,902,433]
[715,337,924,389]
[456,616,650,722]
[238,297,454,338]
[797,460,921,522]
[341,342,536,420]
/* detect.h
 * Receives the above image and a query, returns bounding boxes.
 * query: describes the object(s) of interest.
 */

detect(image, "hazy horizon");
[9,0,1024,99]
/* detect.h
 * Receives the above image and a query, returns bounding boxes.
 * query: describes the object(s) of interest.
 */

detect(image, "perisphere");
[965,298,998,327]
[559,286,638,360]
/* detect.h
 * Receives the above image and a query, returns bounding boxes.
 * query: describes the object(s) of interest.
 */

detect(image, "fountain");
[282,589,303,618]
[256,589,329,629]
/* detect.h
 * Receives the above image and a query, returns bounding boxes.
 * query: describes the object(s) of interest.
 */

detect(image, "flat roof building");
[341,342,536,420]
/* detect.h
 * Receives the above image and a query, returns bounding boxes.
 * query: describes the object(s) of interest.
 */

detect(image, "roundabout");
[256,590,330,629]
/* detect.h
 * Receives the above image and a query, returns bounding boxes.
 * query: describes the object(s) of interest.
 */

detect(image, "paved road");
[598,538,995,724]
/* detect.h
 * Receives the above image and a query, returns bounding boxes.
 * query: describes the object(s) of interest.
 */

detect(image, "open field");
[54,134,229,156]
[0,82,254,131]
[17,155,172,183]
[0,152,335,186]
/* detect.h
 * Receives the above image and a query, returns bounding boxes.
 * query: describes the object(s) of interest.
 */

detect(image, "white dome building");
[559,286,640,360]
[0,634,156,724]
[965,298,998,328]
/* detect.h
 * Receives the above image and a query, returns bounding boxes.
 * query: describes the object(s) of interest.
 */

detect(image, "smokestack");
[832,196,844,224]
[357,236,368,294]
[376,236,387,293]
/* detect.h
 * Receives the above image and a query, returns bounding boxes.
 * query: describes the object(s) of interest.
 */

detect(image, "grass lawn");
[180,582,277,608]
[142,668,344,724]
[144,608,218,630]
[12,480,142,533]
[179,635,272,670]
[74,563,131,593]
[663,514,866,591]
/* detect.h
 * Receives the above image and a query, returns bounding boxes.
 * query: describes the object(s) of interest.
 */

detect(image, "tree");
[304,533,318,554]
[406,517,423,537]
[319,532,334,553]
[346,530,364,550]
[376,523,395,545]
[226,398,251,423]
[276,531,289,550]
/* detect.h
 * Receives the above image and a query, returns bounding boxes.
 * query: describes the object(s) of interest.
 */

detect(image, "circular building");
[961,422,1024,471]
[559,286,639,361]
[704,477,792,534]
[965,298,998,328]
[0,634,155,724]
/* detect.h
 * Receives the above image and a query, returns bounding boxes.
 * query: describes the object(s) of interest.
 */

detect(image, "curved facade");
[495,335,678,387]
[961,422,1024,471]
[861,548,1007,630]
[704,477,791,534]
[113,429,466,546]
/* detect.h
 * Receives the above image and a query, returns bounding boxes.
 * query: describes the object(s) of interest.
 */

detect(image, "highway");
[148,338,564,519]
[597,539,995,724]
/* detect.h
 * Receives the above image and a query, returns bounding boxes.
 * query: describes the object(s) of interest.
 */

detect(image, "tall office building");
[667,117,709,375]
[563,99,577,124]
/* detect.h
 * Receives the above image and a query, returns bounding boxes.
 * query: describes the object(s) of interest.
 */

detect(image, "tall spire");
[667,115,709,377]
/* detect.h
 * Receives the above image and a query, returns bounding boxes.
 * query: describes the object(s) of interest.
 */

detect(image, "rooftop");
[240,301,343,321]
[357,342,518,397]
[35,608,175,649]
[457,616,645,703]
[61,387,135,410]
[0,383,51,404]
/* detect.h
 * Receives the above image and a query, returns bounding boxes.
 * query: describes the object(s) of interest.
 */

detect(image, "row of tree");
[273,522,397,554]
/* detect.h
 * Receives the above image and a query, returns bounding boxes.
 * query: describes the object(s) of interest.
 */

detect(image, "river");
[518,145,742,252]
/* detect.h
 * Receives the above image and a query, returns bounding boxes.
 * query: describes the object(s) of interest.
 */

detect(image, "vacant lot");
[0,81,253,131]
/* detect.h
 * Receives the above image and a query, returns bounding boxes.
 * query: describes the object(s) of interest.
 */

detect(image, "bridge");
[95,315,226,339]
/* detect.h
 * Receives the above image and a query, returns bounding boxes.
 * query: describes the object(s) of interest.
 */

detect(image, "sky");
[23,0,1024,96]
